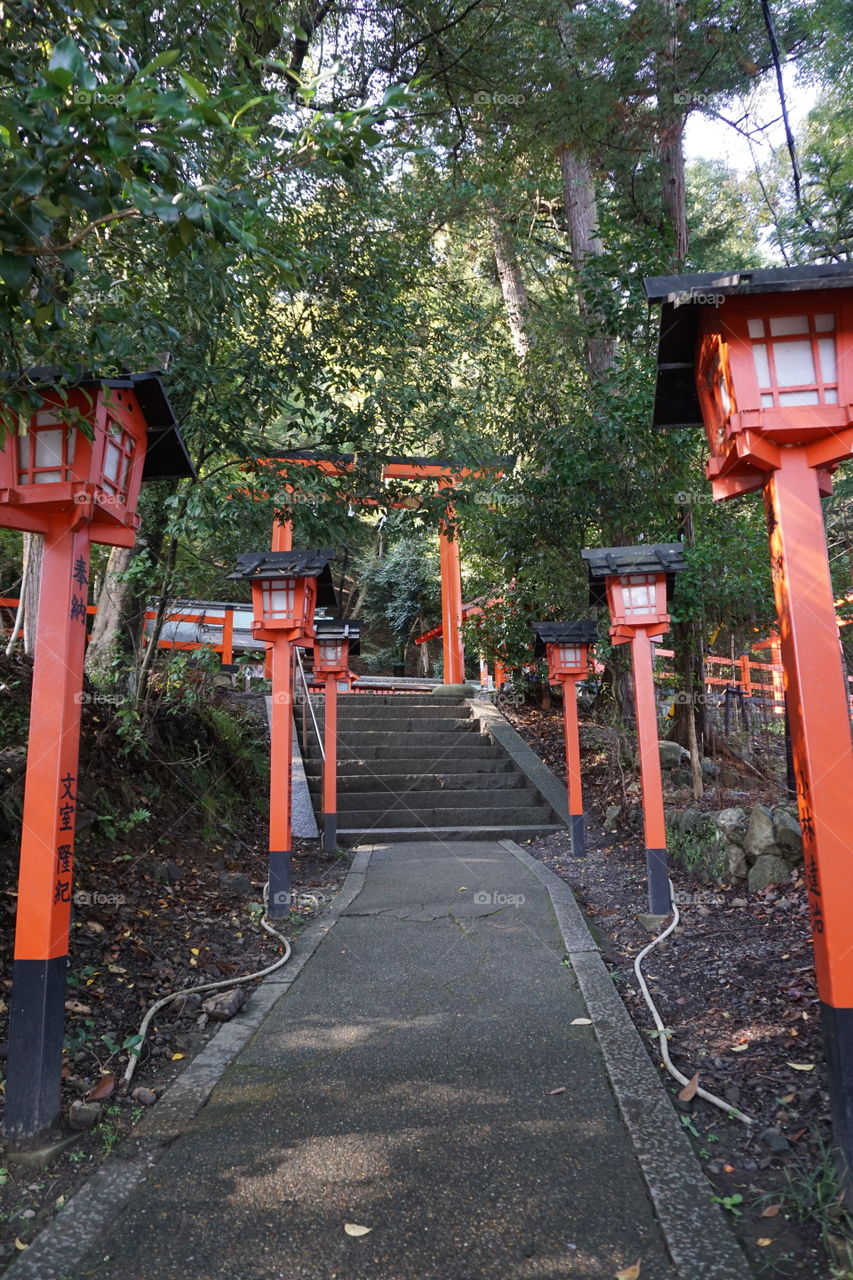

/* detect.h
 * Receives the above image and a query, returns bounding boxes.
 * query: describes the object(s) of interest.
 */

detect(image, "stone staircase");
[295,693,565,844]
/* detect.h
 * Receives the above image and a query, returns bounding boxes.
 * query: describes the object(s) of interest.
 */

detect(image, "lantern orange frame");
[0,374,193,1141]
[647,260,853,1191]
[583,545,687,914]
[534,621,599,856]
[228,550,337,916]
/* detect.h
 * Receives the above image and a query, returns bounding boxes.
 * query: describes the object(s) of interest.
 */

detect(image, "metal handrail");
[295,646,325,762]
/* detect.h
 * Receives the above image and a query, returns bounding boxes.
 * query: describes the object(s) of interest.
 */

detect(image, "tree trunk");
[656,0,689,263]
[22,534,43,657]
[557,144,617,378]
[488,209,531,361]
[85,545,136,681]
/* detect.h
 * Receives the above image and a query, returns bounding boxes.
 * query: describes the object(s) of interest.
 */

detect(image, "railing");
[0,597,238,664]
[294,645,325,762]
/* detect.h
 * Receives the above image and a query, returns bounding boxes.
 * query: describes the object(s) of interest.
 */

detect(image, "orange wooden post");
[561,676,585,854]
[221,606,234,665]
[582,546,687,913]
[439,501,465,684]
[646,260,853,1187]
[770,637,785,713]
[494,660,507,689]
[738,653,752,696]
[323,672,337,851]
[5,523,91,1136]
[630,628,669,912]
[535,621,598,857]
[314,619,360,851]
[268,637,294,913]
[272,516,293,552]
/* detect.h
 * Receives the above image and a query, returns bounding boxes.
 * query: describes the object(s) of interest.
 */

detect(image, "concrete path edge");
[1,848,375,1280]
[467,698,571,825]
[501,838,755,1280]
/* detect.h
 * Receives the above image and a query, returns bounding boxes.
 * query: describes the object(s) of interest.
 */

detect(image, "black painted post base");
[3,956,68,1140]
[570,813,586,857]
[267,849,292,919]
[323,813,337,855]
[645,848,672,916]
[821,1002,853,1203]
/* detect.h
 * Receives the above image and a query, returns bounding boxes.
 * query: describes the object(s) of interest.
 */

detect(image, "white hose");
[123,886,292,1087]
[633,882,754,1126]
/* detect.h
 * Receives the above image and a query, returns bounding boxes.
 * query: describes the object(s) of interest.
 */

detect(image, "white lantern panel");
[35,428,64,469]
[769,315,809,337]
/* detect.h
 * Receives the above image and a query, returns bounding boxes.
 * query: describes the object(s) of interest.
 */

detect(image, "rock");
[68,1100,102,1131]
[744,804,777,861]
[772,808,803,863]
[603,804,622,830]
[202,988,246,1021]
[715,807,748,845]
[218,871,252,895]
[154,861,183,885]
[131,1088,157,1107]
[701,757,719,781]
[659,740,690,770]
[731,897,748,908]
[748,854,792,892]
[637,913,669,932]
[680,808,705,834]
[671,768,693,787]
[760,1126,791,1154]
[726,844,748,881]
[626,805,643,830]
[170,992,203,1019]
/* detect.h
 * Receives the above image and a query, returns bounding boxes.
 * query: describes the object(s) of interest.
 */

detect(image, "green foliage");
[666,820,726,881]
[358,533,441,659]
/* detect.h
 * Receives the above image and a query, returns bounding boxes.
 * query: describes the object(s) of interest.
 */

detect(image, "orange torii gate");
[254,451,503,684]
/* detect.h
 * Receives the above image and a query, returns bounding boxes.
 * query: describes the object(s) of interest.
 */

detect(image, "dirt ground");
[507,700,847,1280]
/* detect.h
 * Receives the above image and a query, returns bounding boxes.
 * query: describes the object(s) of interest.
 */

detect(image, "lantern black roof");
[643,261,853,429]
[2,369,195,479]
[228,549,338,611]
[532,620,598,660]
[582,544,687,607]
[315,616,362,657]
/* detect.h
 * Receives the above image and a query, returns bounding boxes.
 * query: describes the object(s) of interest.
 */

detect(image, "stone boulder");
[603,804,622,831]
[701,757,719,782]
[772,808,803,864]
[726,844,748,881]
[659,741,690,770]
[203,987,246,1022]
[744,805,777,863]
[748,854,791,892]
[679,808,706,834]
[714,807,748,846]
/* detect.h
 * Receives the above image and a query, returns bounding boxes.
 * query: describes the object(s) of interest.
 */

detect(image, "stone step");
[305,769,525,792]
[330,729,482,748]
[304,757,514,778]
[297,706,472,723]
[299,717,476,735]
[330,788,540,813]
[301,694,464,707]
[302,743,503,763]
[330,804,555,829]
[337,824,564,845]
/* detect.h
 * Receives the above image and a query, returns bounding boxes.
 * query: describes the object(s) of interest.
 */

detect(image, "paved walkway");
[11,841,753,1280]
